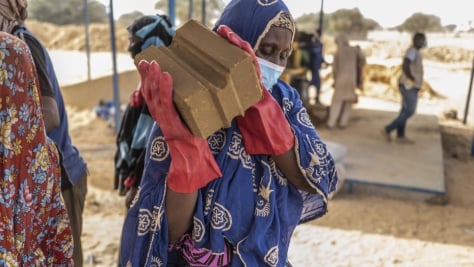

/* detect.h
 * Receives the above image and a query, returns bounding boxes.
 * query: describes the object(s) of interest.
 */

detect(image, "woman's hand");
[216,25,262,80]
[138,60,222,193]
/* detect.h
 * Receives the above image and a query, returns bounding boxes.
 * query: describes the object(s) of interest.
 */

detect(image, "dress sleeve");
[274,82,339,222]
[120,123,173,266]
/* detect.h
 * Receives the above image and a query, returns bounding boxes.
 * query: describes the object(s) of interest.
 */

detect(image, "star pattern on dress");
[256,162,274,217]
[258,183,274,202]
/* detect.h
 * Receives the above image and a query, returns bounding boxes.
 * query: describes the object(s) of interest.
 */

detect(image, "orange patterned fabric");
[0,32,73,266]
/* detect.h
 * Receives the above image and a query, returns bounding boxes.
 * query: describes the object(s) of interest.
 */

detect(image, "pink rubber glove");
[216,25,294,155]
[138,60,222,193]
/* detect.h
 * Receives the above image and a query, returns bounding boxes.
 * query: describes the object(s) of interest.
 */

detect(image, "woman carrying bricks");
[119,0,338,266]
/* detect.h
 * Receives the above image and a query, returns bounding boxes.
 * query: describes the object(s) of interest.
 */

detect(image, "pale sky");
[100,0,472,28]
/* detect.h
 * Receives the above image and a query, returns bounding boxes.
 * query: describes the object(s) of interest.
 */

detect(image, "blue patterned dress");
[120,80,337,266]
[121,1,338,266]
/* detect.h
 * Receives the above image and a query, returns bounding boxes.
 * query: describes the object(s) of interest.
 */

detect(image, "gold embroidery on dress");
[270,159,287,186]
[151,256,164,267]
[255,161,273,217]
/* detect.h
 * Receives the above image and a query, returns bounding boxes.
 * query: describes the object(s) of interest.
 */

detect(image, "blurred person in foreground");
[115,14,175,210]
[382,32,427,144]
[119,0,338,266]
[0,31,73,265]
[0,0,89,265]
[327,33,366,129]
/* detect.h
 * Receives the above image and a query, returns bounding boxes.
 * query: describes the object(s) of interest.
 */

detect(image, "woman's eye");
[259,45,274,56]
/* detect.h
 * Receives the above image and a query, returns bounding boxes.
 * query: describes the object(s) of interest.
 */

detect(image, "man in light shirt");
[382,32,427,144]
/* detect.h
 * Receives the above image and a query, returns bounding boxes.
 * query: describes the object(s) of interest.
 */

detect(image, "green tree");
[295,8,380,37]
[295,13,328,34]
[327,8,380,38]
[29,0,107,25]
[396,13,443,33]
[154,0,225,27]
[444,24,457,32]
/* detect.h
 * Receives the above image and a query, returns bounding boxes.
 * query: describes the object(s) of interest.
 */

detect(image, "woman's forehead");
[255,11,295,50]
[261,26,292,42]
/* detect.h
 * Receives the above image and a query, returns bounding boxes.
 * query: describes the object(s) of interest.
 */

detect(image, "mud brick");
[135,20,262,138]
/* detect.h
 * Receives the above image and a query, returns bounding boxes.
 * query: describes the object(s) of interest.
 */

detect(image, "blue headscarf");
[127,14,176,58]
[135,15,176,50]
[214,0,295,50]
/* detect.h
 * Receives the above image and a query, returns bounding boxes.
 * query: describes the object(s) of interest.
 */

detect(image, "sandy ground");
[53,38,474,266]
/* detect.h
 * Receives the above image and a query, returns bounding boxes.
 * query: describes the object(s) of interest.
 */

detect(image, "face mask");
[256,57,285,91]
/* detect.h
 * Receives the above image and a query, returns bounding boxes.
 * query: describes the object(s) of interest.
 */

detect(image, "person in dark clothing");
[114,14,175,209]
[114,14,176,267]
[309,29,327,104]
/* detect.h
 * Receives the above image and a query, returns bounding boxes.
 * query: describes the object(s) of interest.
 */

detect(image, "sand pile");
[26,20,130,52]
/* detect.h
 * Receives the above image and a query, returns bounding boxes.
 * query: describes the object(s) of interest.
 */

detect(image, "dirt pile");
[26,20,129,53]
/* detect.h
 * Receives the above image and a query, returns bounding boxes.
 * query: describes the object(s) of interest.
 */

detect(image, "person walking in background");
[327,33,366,129]
[0,0,89,265]
[309,28,327,104]
[119,0,338,265]
[114,14,175,209]
[382,32,427,144]
[0,31,73,265]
